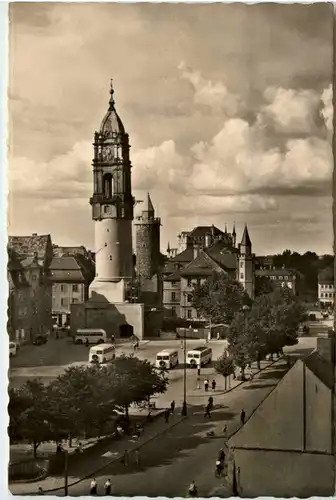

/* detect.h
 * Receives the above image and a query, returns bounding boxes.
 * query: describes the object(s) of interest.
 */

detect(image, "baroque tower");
[135,193,161,283]
[238,224,254,298]
[89,82,134,303]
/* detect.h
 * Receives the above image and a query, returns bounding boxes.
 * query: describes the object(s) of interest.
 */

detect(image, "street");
[63,360,288,497]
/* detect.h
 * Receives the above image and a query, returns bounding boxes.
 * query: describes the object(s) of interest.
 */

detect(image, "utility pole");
[182,327,187,416]
[64,450,68,496]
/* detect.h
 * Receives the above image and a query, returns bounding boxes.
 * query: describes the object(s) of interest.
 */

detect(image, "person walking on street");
[111,334,115,344]
[223,424,228,437]
[204,378,209,392]
[134,449,140,466]
[188,480,198,497]
[170,400,175,415]
[204,403,211,418]
[104,479,112,495]
[211,379,216,391]
[38,487,44,495]
[240,409,246,426]
[123,449,129,467]
[164,408,170,423]
[90,478,98,495]
[85,337,89,348]
[208,395,214,410]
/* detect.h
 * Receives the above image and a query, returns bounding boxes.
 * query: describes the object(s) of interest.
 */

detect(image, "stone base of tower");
[89,278,130,303]
[71,300,145,340]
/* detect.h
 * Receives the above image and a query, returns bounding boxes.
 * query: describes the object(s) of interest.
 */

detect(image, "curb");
[11,415,187,495]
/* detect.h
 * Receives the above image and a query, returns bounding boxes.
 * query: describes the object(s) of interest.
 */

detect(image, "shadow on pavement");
[243,383,277,391]
[257,367,287,380]
[85,404,235,477]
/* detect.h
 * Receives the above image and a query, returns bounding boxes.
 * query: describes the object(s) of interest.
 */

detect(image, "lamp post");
[64,450,69,496]
[181,325,187,416]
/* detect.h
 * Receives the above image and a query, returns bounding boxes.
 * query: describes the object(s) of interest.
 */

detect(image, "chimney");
[193,244,200,260]
[205,234,211,248]
[316,330,335,364]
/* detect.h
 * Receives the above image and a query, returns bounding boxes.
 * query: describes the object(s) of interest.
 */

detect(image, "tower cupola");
[99,80,125,136]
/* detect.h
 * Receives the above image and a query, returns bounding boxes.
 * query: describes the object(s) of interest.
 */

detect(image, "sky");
[7,2,334,256]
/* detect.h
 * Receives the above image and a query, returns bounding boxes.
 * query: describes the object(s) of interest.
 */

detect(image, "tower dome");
[99,80,125,137]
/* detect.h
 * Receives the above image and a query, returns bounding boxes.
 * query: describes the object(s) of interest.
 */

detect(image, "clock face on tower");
[102,146,114,161]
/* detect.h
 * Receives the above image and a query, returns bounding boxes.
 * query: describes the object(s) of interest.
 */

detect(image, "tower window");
[104,206,108,214]
[109,256,112,261]
[103,173,114,198]
[240,273,244,280]
[240,262,244,268]
[107,229,109,232]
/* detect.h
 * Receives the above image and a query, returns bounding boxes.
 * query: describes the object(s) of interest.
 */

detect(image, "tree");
[255,275,275,297]
[227,287,305,369]
[8,380,54,457]
[191,271,251,324]
[214,353,234,390]
[105,355,169,419]
[48,364,117,442]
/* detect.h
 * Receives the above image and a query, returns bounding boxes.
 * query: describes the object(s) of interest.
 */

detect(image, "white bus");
[75,329,107,345]
[89,343,115,364]
[155,349,179,370]
[187,346,212,368]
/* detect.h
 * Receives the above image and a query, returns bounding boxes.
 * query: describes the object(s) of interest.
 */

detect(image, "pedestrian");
[204,378,209,392]
[85,337,89,348]
[208,396,214,410]
[111,334,115,344]
[223,424,228,437]
[181,340,184,350]
[123,449,129,466]
[164,408,170,423]
[197,367,201,376]
[170,400,175,415]
[38,487,44,495]
[134,448,140,466]
[90,478,97,495]
[240,409,246,426]
[211,379,216,391]
[204,403,211,418]
[104,479,111,495]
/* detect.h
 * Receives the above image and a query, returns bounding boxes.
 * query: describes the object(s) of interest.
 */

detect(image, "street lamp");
[64,449,69,496]
[181,326,187,416]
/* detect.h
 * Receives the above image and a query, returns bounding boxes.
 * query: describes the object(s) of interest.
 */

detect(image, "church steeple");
[108,78,115,109]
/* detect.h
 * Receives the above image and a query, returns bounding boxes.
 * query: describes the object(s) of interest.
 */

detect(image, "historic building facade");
[318,266,334,307]
[163,224,254,320]
[7,234,53,342]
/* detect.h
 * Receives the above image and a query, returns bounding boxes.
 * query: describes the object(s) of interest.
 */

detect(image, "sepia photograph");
[6,2,335,497]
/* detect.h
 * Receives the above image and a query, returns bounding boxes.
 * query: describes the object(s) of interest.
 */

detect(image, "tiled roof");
[169,247,194,263]
[180,250,226,277]
[318,266,334,284]
[256,268,295,277]
[163,272,181,282]
[53,245,88,257]
[189,225,224,238]
[304,351,334,390]
[206,240,238,270]
[8,234,51,259]
[50,255,94,283]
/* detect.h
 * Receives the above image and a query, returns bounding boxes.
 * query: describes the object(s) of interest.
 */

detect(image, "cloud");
[178,61,242,116]
[321,84,333,132]
[189,118,332,196]
[257,87,322,135]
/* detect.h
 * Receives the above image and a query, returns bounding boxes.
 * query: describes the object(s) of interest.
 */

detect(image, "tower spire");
[232,222,236,235]
[109,78,115,109]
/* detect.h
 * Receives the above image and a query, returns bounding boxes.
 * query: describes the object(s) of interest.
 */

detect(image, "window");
[240,273,244,280]
[278,276,283,280]
[187,309,192,319]
[171,281,178,286]
[61,284,67,293]
[284,276,288,281]
[171,306,176,316]
[31,273,37,281]
[171,292,176,302]
[104,206,108,214]
[61,298,68,307]
[72,284,79,293]
[187,279,192,287]
[187,294,193,303]
[72,298,78,304]
[240,262,244,268]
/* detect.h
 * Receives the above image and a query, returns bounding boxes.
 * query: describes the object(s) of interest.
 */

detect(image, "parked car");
[9,342,17,357]
[33,335,48,346]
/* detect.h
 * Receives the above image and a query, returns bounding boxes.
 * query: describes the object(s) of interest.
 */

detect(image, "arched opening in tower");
[119,324,134,338]
[103,173,114,198]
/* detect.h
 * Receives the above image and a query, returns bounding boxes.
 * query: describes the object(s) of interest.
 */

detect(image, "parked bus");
[187,346,212,367]
[89,343,115,364]
[75,329,107,345]
[155,349,179,370]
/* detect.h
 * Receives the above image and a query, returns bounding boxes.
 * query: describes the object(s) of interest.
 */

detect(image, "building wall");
[163,279,181,317]
[52,282,86,322]
[238,255,254,298]
[136,223,153,280]
[305,365,332,453]
[180,277,203,321]
[9,266,52,342]
[318,282,334,305]
[233,449,333,498]
[71,301,145,339]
